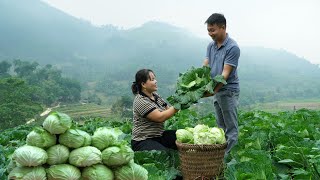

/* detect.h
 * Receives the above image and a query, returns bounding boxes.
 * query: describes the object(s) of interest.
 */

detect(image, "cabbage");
[194,124,209,134]
[8,166,46,180]
[210,127,226,144]
[177,125,226,145]
[101,145,134,167]
[176,129,194,143]
[46,164,81,180]
[167,66,227,109]
[43,111,72,134]
[185,127,194,133]
[59,129,91,148]
[26,127,56,148]
[114,162,148,180]
[13,145,47,167]
[82,164,114,180]
[194,131,216,144]
[6,158,22,174]
[47,144,70,165]
[69,146,102,167]
[92,127,123,150]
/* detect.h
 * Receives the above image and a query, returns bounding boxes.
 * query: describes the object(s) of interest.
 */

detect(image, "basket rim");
[175,140,227,149]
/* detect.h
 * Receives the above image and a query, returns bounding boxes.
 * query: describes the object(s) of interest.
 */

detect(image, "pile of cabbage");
[7,112,148,180]
[176,124,226,145]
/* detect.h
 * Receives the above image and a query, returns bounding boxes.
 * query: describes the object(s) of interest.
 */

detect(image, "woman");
[131,69,179,151]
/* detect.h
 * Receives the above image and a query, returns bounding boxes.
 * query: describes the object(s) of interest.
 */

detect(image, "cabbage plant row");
[1,109,320,179]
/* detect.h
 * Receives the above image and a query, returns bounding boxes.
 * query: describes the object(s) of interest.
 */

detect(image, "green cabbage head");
[114,162,148,180]
[13,145,47,167]
[59,129,91,148]
[43,111,72,134]
[46,164,81,180]
[26,127,56,148]
[69,146,102,167]
[176,129,194,143]
[210,127,226,144]
[193,126,226,144]
[194,124,209,134]
[46,144,70,165]
[92,127,123,150]
[102,144,134,167]
[8,166,46,180]
[82,164,114,180]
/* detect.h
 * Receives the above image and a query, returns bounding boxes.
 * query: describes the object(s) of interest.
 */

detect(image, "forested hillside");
[0,60,80,130]
[1,0,320,110]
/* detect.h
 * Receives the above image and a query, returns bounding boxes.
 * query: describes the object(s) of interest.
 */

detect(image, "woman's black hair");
[131,69,154,95]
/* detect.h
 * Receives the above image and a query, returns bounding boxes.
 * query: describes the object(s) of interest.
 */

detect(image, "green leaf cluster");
[167,66,226,109]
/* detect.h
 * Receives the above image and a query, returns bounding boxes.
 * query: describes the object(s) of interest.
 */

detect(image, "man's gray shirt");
[206,34,240,92]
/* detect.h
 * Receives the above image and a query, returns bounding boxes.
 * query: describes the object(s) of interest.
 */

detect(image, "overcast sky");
[42,0,320,64]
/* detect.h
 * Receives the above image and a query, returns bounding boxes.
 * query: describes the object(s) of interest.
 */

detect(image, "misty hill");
[1,0,320,105]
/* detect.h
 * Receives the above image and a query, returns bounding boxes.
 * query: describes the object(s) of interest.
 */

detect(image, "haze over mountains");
[1,0,320,105]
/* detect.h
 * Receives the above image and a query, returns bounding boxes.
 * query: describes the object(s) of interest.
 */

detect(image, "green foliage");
[0,60,11,77]
[134,150,181,180]
[0,124,33,178]
[0,60,82,130]
[111,95,133,117]
[1,107,320,179]
[167,66,226,110]
[0,77,43,130]
[226,109,320,179]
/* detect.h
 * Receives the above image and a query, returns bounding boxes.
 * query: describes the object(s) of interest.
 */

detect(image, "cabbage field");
[1,109,320,179]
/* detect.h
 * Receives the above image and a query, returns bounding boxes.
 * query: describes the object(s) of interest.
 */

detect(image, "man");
[203,13,240,154]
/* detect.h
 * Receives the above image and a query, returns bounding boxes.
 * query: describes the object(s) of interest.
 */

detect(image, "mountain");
[1,0,320,105]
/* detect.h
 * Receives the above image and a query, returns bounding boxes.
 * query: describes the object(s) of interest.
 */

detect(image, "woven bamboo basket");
[176,141,227,180]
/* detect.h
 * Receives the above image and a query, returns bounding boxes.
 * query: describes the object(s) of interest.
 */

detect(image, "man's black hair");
[205,13,226,27]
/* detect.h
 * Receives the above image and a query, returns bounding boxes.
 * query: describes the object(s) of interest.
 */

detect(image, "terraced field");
[53,103,112,118]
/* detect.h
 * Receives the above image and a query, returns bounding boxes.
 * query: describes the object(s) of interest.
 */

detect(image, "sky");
[42,0,320,64]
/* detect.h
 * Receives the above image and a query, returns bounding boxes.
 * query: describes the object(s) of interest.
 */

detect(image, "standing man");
[203,13,240,154]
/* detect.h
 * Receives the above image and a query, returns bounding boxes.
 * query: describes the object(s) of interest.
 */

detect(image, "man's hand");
[202,91,214,97]
[203,58,209,66]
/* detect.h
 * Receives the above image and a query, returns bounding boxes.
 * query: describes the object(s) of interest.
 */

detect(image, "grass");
[244,98,320,112]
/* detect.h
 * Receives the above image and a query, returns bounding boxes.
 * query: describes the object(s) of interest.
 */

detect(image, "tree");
[13,59,39,77]
[111,95,133,117]
[0,77,43,130]
[0,60,12,77]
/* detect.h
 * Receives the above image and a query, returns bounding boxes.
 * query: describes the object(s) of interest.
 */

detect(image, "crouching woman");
[131,69,179,151]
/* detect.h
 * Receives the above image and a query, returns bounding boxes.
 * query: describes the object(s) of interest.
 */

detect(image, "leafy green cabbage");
[43,111,72,134]
[69,146,102,167]
[82,164,114,180]
[13,145,47,167]
[59,129,91,148]
[46,144,70,165]
[176,129,193,143]
[114,162,148,180]
[26,127,56,148]
[210,127,226,144]
[101,144,134,167]
[167,66,226,109]
[46,164,81,180]
[176,124,226,145]
[8,166,46,180]
[91,127,123,150]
